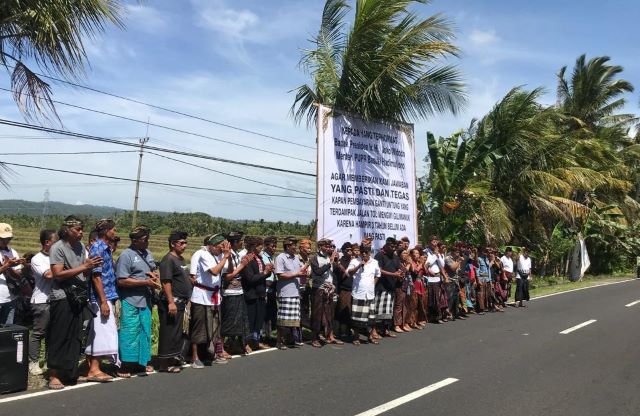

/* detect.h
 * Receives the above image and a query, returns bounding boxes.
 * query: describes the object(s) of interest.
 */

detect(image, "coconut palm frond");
[548,196,591,221]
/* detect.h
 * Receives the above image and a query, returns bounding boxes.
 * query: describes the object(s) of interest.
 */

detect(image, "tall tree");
[291,0,465,125]
[0,0,123,122]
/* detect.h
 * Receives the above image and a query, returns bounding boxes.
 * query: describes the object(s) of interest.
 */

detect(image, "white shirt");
[425,251,441,283]
[0,247,21,303]
[30,251,52,304]
[191,250,227,306]
[500,255,514,273]
[189,247,205,276]
[516,255,532,279]
[349,258,380,301]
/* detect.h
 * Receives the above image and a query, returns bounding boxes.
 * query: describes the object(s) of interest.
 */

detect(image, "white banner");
[316,106,417,250]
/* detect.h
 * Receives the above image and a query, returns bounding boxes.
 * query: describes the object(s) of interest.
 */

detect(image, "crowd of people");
[0,218,534,390]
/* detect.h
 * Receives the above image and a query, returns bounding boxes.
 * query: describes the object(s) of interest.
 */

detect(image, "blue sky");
[0,0,638,222]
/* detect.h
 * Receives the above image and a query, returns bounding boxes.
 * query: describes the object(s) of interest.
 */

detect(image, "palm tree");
[291,0,466,126]
[0,0,123,122]
[557,54,635,134]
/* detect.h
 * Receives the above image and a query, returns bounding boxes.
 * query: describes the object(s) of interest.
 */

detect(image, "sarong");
[311,287,334,339]
[47,299,90,378]
[246,297,266,340]
[502,271,513,301]
[406,290,418,326]
[221,294,249,339]
[393,288,408,326]
[190,302,221,345]
[85,300,120,365]
[335,290,352,326]
[476,281,489,311]
[445,281,460,317]
[515,277,530,301]
[277,296,300,327]
[118,300,152,367]
[416,292,427,323]
[374,291,394,322]
[427,281,443,320]
[157,299,186,362]
[351,298,375,329]
[494,281,507,305]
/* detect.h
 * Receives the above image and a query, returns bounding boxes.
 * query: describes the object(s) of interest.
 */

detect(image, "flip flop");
[116,372,131,379]
[48,380,65,390]
[328,339,344,345]
[368,338,380,345]
[86,373,113,383]
[163,366,181,373]
[352,340,361,346]
[311,340,323,348]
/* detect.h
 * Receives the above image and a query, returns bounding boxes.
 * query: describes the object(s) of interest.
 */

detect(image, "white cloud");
[469,29,499,46]
[193,0,259,38]
[124,4,167,33]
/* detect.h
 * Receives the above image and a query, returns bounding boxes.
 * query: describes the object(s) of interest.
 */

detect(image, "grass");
[528,273,634,298]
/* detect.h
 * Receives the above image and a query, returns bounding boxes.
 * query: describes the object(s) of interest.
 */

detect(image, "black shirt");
[335,255,353,291]
[241,256,269,300]
[375,250,401,292]
[159,253,192,300]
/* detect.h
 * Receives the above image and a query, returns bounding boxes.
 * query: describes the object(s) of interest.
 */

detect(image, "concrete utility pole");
[132,136,149,228]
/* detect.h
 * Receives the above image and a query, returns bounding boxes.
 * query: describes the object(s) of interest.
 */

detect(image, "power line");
[146,151,314,196]
[0,72,315,149]
[3,150,137,155]
[0,118,317,177]
[0,87,315,163]
[0,161,315,200]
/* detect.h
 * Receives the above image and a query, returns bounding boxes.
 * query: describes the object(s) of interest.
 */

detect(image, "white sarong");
[85,300,120,366]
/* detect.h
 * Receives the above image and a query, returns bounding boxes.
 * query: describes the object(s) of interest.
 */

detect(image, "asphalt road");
[1,280,639,416]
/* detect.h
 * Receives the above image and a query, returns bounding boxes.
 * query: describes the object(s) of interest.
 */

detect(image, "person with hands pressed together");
[47,216,102,390]
[274,236,307,349]
[116,225,158,375]
[86,219,122,382]
[190,234,231,368]
[261,236,278,345]
[309,238,342,347]
[221,232,253,356]
[241,236,273,351]
[334,242,354,341]
[348,245,381,345]
[157,231,192,373]
[425,236,446,323]
[515,247,532,307]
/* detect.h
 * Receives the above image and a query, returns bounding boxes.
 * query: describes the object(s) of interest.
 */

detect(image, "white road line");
[354,378,459,416]
[0,375,134,404]
[531,278,635,301]
[625,300,640,307]
[559,319,597,335]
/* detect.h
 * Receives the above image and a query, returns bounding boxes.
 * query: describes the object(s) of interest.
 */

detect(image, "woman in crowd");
[242,236,273,351]
[334,242,354,340]
[409,248,427,329]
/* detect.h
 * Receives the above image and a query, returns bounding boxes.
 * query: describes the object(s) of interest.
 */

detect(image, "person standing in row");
[190,234,230,368]
[309,239,342,347]
[261,236,278,345]
[500,247,514,304]
[158,231,192,373]
[409,248,427,328]
[221,232,252,355]
[515,247,532,307]
[297,239,312,329]
[334,242,354,340]
[241,236,273,351]
[116,225,158,375]
[86,219,122,381]
[374,237,400,338]
[274,236,307,349]
[28,229,58,375]
[348,245,380,345]
[48,216,101,390]
[425,237,444,323]
[0,223,25,325]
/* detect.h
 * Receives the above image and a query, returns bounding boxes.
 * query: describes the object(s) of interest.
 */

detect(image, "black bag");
[134,249,160,306]
[63,283,89,312]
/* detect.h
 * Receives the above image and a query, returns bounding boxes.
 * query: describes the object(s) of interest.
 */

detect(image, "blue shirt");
[89,239,118,301]
[477,256,492,283]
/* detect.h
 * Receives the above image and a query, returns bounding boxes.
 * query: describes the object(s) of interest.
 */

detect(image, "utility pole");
[132,130,149,228]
